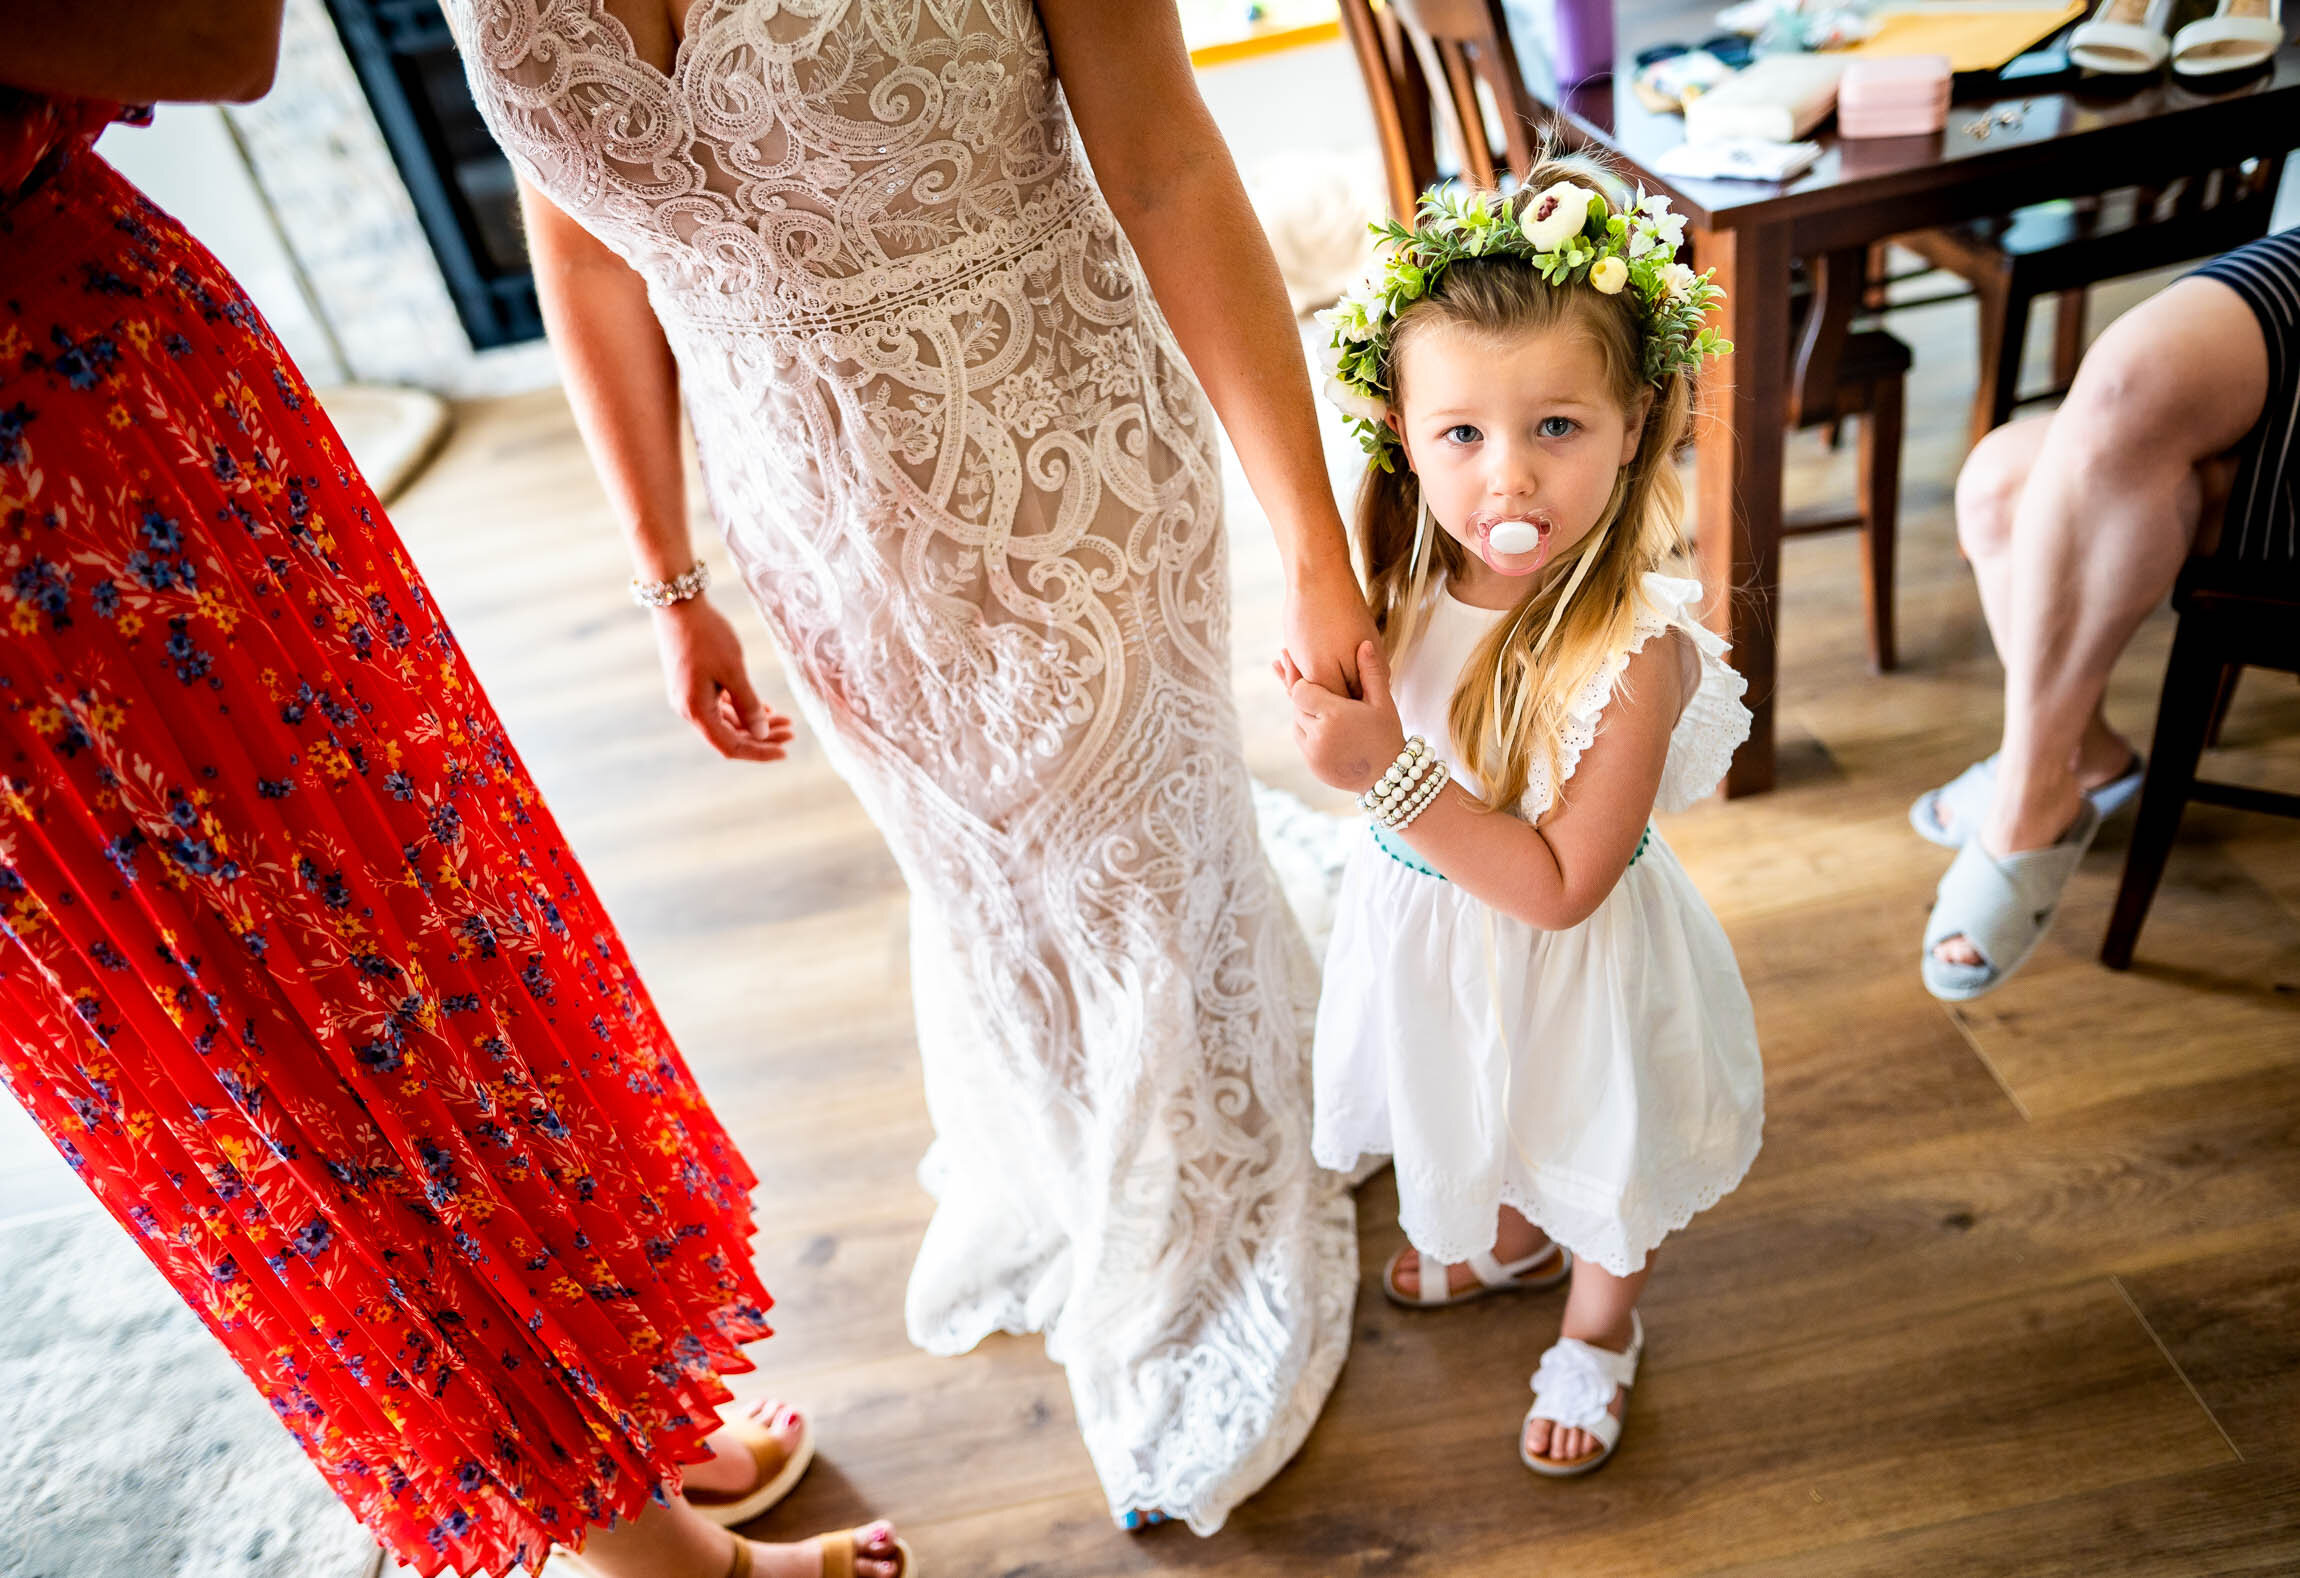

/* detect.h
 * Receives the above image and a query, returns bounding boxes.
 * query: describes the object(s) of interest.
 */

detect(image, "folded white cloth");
[1654,137,1822,182]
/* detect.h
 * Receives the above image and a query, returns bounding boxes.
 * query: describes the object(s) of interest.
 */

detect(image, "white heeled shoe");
[2068,0,2178,71]
[2172,0,2286,76]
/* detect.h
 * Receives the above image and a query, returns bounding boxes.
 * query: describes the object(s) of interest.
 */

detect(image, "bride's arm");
[518,179,790,764]
[1037,0,1376,697]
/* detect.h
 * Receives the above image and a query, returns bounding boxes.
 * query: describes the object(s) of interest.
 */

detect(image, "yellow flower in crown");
[1316,183,1732,471]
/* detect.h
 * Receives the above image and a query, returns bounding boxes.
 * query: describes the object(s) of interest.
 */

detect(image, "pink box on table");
[1837,55,1953,139]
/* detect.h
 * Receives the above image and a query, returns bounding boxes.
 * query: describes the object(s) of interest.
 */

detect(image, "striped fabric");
[2194,227,2300,568]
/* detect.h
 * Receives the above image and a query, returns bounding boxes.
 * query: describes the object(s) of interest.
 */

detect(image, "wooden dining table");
[1494,2,2300,795]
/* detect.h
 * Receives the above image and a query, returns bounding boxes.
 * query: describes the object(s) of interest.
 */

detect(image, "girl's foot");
[1518,1306,1646,1472]
[1120,1510,1171,1531]
[1388,1208,1565,1300]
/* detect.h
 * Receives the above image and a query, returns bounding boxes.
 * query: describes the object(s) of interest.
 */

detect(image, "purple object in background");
[1550,0,1617,84]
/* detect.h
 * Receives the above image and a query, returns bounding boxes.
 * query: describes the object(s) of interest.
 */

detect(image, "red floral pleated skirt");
[0,132,771,1575]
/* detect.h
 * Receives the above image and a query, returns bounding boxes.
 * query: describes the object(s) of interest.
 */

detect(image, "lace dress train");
[451,0,1356,1527]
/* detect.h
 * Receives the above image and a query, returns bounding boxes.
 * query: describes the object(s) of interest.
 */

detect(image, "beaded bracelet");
[630,559,710,608]
[1359,736,1435,821]
[1388,762,1449,831]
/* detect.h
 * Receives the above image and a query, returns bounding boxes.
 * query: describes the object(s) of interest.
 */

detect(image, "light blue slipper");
[1921,800,2101,1001]
[1909,753,2143,850]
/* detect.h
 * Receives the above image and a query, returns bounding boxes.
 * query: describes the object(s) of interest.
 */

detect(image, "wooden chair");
[2101,559,2300,969]
[1893,162,2281,450]
[1336,0,1911,669]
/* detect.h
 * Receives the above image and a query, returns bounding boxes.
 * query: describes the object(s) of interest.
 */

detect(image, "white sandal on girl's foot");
[686,1403,816,1528]
[1381,1239,1573,1309]
[2068,0,2177,71]
[1521,1312,1642,1477]
[2172,0,2286,76]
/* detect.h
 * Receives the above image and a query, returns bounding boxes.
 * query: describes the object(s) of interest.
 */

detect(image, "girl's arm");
[1036,0,1376,696]
[1287,635,1691,930]
[518,178,790,764]
[4,1,288,103]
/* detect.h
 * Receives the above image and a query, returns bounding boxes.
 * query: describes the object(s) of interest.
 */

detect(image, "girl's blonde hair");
[1358,154,1698,820]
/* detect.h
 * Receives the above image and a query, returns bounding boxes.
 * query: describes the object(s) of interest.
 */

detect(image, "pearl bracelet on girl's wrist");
[631,559,710,608]
[1359,735,1434,817]
[1387,762,1449,831]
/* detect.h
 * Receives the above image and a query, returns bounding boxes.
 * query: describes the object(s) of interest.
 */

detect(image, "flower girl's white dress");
[1313,573,1764,1275]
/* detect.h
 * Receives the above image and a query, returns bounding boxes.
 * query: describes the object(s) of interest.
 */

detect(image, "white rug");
[0,1179,378,1578]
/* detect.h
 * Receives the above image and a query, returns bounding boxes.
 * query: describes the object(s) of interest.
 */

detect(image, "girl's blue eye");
[1444,423,1481,444]
[1539,416,1577,439]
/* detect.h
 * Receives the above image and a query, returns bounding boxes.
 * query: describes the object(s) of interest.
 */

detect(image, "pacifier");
[1474,512,1552,575]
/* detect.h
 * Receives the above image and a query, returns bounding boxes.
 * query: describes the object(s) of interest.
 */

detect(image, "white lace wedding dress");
[449,0,1356,1529]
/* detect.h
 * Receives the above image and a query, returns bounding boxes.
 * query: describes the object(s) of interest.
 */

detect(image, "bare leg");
[575,1498,904,1578]
[1949,419,2136,817]
[1934,278,2267,967]
[1521,1255,1652,1466]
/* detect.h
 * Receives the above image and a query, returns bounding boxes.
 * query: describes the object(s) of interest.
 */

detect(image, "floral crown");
[1316,181,1731,470]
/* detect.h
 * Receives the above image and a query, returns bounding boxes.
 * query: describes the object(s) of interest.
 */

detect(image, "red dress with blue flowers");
[0,94,771,1575]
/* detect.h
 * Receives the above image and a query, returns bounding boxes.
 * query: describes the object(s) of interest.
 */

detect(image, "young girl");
[1283,161,1763,1476]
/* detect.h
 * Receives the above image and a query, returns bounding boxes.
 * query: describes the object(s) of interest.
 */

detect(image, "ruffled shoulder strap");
[1518,572,1751,819]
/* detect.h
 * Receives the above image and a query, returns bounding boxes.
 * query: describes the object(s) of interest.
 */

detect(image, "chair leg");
[2101,613,2224,969]
[1970,281,2030,451]
[1858,376,1903,673]
[2051,289,2087,390]
[2202,662,2241,749]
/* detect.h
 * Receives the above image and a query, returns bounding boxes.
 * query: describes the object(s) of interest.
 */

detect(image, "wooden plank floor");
[381,272,2300,1575]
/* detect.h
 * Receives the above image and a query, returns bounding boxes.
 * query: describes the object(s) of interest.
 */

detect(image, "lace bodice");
[455,0,1095,327]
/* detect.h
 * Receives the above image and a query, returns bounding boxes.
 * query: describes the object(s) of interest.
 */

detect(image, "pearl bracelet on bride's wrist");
[631,559,710,608]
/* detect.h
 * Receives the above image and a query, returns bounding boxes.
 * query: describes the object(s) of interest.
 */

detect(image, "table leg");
[1692,221,1792,798]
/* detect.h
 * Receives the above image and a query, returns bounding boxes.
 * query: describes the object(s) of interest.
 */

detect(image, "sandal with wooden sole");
[1381,1240,1573,1309]
[687,1405,816,1528]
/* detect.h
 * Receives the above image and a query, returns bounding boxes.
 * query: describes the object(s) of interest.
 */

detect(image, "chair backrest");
[1337,0,1546,216]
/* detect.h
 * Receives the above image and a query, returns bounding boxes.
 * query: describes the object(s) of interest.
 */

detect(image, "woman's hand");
[1285,559,1379,699]
[1278,639,1406,795]
[651,599,794,763]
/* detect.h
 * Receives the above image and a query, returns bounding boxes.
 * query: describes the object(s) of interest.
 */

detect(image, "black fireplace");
[321,0,543,349]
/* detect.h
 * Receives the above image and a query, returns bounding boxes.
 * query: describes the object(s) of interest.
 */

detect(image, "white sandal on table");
[1381,1239,1573,1309]
[686,1404,817,1528]
[2068,0,2177,71]
[1521,1312,1643,1478]
[1908,752,2144,850]
[1920,799,2101,1002]
[2172,0,2286,76]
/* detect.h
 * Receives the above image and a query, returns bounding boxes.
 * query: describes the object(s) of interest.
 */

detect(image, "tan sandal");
[814,1526,918,1577]
[687,1404,816,1527]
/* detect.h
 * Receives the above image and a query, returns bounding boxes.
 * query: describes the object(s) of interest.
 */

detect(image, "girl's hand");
[1284,562,1380,698]
[1277,639,1407,794]
[650,599,795,763]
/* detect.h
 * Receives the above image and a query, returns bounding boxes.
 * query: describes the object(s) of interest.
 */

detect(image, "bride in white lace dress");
[448,0,1377,1536]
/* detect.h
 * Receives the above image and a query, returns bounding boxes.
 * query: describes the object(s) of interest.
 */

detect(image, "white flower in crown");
[1323,375,1389,426]
[1629,192,1687,258]
[1519,181,1597,252]
[1659,262,1700,302]
[1589,256,1629,295]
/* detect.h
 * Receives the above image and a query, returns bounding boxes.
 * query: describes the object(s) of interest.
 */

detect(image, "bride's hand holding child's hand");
[1277,638,1407,795]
